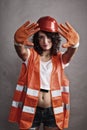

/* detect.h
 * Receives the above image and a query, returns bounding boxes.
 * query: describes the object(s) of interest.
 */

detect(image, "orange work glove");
[58,22,80,48]
[14,21,40,46]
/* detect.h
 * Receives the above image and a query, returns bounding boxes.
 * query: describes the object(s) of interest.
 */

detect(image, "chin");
[43,48,50,51]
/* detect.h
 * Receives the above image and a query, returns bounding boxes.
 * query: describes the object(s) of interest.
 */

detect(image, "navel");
[42,93,44,100]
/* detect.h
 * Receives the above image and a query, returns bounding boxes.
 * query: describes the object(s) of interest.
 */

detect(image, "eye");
[38,36,44,40]
[47,36,51,39]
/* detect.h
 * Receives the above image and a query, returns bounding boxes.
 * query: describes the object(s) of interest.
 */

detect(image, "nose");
[44,36,48,44]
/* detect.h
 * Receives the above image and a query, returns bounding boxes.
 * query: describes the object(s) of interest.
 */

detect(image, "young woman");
[9,16,79,130]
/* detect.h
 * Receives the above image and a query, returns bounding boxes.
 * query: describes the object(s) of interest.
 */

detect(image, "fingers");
[23,39,34,46]
[58,22,74,35]
[32,27,40,34]
[59,24,69,32]
[26,23,39,30]
[58,28,67,39]
[58,24,69,39]
[58,22,74,39]
[65,22,74,30]
[15,21,39,44]
[23,21,30,27]
[27,28,40,37]
[27,27,40,36]
[62,42,72,48]
[24,27,40,38]
[58,22,79,48]
[25,22,40,36]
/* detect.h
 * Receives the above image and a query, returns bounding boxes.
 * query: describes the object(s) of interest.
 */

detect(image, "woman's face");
[38,31,52,51]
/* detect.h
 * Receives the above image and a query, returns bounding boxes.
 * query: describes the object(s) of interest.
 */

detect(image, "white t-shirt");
[40,60,52,90]
[24,49,69,90]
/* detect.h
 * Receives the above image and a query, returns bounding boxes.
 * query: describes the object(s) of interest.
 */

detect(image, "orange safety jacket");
[8,48,70,130]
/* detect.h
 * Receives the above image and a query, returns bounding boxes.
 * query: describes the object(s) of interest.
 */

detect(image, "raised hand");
[14,21,40,46]
[58,22,80,48]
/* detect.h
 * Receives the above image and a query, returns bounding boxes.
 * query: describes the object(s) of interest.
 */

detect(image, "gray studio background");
[0,0,87,130]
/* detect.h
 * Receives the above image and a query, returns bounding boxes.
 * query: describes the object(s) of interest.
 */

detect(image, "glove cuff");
[71,42,79,48]
[14,41,24,47]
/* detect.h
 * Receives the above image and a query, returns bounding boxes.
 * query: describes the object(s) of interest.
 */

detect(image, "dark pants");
[31,106,57,128]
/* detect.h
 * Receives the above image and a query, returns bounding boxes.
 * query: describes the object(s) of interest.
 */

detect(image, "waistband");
[37,106,52,111]
[40,89,49,93]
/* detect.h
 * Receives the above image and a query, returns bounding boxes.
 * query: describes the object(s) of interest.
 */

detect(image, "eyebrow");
[38,34,46,36]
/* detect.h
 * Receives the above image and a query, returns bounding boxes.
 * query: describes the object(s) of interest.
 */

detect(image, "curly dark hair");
[32,31,61,56]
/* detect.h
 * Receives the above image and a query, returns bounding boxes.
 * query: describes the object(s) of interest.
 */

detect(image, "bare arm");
[62,47,78,64]
[14,44,30,61]
[58,22,80,64]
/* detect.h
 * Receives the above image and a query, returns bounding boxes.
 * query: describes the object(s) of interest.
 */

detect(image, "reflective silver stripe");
[16,84,24,92]
[27,88,39,97]
[23,106,35,114]
[52,90,61,97]
[12,101,19,108]
[16,85,39,97]
[51,86,69,97]
[63,103,70,110]
[54,106,63,114]
[29,128,36,130]
[12,101,23,108]
[61,86,69,93]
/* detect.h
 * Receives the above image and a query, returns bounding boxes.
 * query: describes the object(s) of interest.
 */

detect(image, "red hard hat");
[37,16,58,32]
